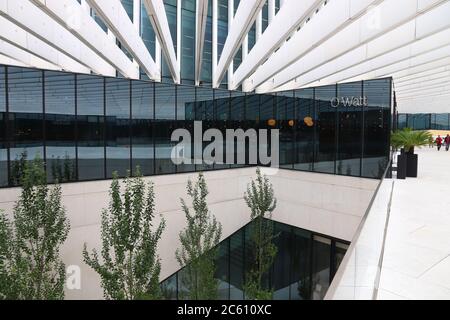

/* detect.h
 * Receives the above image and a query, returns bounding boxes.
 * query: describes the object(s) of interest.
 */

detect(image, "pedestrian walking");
[445,134,450,151]
[436,135,443,151]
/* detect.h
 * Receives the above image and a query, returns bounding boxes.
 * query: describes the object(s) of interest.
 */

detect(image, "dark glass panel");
[181,0,196,83]
[216,239,230,300]
[195,87,215,171]
[132,80,154,176]
[77,75,105,181]
[290,228,312,300]
[294,89,314,171]
[230,91,246,168]
[176,85,196,172]
[120,0,133,21]
[336,82,362,177]
[262,2,269,32]
[106,78,130,178]
[141,3,156,61]
[154,83,176,174]
[314,85,336,174]
[161,274,178,300]
[259,94,274,168]
[217,0,228,60]
[435,113,449,130]
[160,219,348,301]
[362,79,391,178]
[311,236,331,300]
[44,71,76,183]
[333,242,349,279]
[8,67,43,185]
[200,1,213,85]
[214,89,230,169]
[229,228,244,300]
[273,224,291,300]
[278,91,295,169]
[161,1,177,82]
[260,94,274,121]
[0,66,6,187]
[397,114,407,129]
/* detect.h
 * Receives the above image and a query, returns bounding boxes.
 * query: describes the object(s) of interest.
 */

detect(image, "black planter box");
[406,153,418,178]
[397,153,407,180]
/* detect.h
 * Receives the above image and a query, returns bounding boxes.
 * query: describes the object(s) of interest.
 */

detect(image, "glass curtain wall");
[0,64,392,188]
[398,113,450,130]
[161,219,350,301]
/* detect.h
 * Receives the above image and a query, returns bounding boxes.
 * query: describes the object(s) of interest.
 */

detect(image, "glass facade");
[160,219,349,300]
[0,65,392,188]
[398,113,450,130]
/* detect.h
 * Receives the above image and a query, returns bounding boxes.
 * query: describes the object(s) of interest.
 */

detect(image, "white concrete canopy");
[213,0,265,88]
[195,0,209,85]
[142,0,180,83]
[86,0,160,80]
[0,0,450,113]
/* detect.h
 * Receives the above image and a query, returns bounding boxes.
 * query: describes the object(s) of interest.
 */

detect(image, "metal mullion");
[334,84,338,175]
[5,66,11,186]
[312,88,316,172]
[129,80,133,176]
[360,81,365,177]
[103,77,107,179]
[153,83,156,175]
[75,74,79,181]
[42,70,47,175]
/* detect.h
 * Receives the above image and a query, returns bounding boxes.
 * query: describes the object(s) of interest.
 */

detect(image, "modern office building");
[0,0,450,301]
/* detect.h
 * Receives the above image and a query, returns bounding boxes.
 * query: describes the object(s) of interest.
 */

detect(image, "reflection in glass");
[214,89,231,169]
[216,239,230,300]
[314,86,336,174]
[311,236,331,300]
[273,224,292,299]
[278,91,295,170]
[295,89,314,171]
[337,82,362,177]
[154,83,176,174]
[290,228,312,300]
[229,228,244,300]
[132,81,154,176]
[161,220,348,301]
[0,67,7,187]
[8,67,44,185]
[362,79,390,178]
[77,75,105,181]
[181,0,195,83]
[45,71,76,183]
[106,78,131,178]
[176,85,196,172]
[0,65,393,187]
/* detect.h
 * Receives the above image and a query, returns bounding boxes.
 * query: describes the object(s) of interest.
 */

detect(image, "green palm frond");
[391,128,432,152]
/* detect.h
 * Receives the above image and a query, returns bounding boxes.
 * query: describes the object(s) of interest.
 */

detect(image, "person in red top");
[445,134,450,151]
[436,135,443,151]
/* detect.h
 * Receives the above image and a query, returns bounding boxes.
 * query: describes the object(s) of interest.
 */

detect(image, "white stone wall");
[0,168,378,300]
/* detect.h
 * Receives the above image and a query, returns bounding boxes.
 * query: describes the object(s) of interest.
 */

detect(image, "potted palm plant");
[391,128,431,178]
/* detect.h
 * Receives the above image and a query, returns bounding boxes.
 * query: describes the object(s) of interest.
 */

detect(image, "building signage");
[330,96,368,108]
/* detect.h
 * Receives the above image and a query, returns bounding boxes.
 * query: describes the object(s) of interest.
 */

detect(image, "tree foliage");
[83,169,165,300]
[176,173,222,300]
[0,156,70,300]
[244,168,277,300]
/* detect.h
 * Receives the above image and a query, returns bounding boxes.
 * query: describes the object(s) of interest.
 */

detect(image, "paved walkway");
[377,147,450,299]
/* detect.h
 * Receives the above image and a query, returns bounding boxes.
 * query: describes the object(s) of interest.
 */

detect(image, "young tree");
[1,156,70,300]
[83,169,166,300]
[0,209,17,299]
[176,173,222,300]
[244,168,277,300]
